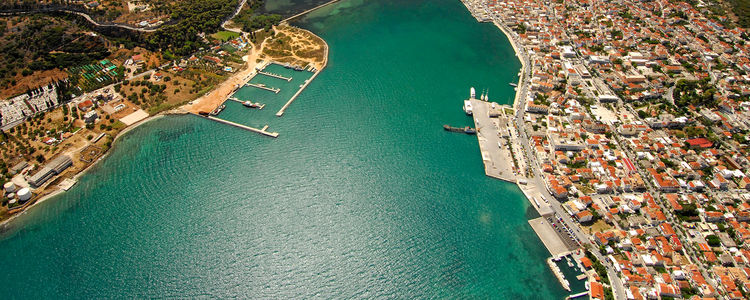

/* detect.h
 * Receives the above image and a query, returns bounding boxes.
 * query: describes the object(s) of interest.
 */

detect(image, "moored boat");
[463,100,473,115]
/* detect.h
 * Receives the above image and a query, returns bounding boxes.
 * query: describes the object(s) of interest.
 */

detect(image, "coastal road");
[494,16,629,300]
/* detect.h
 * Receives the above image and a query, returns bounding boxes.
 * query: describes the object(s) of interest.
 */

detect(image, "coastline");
[0,110,182,229]
[493,20,528,111]
[2,7,332,229]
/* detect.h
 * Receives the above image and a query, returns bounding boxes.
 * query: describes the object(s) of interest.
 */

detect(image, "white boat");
[509,82,517,87]
[463,100,473,115]
[470,87,476,99]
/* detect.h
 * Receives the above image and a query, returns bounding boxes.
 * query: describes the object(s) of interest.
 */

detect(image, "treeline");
[233,0,282,32]
[730,0,750,28]
[236,14,281,32]
[672,78,718,108]
[0,15,109,88]
[146,0,238,56]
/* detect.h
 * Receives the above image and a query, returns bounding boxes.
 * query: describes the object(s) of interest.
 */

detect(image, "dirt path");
[184,39,267,114]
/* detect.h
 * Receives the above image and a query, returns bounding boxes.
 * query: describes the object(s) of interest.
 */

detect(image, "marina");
[203,62,318,134]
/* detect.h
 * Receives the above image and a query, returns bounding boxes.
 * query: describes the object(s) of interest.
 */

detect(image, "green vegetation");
[706,234,721,247]
[0,15,110,89]
[729,0,750,28]
[673,78,717,108]
[147,0,239,56]
[585,250,610,285]
[233,0,282,33]
[212,30,240,41]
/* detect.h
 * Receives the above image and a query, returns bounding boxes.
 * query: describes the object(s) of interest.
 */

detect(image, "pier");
[276,68,323,117]
[200,115,279,138]
[547,258,571,292]
[470,99,517,182]
[258,71,292,82]
[529,217,571,256]
[245,83,280,93]
[228,97,266,109]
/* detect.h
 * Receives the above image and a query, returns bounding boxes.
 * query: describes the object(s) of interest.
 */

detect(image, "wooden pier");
[258,71,292,82]
[202,115,279,138]
[245,83,280,93]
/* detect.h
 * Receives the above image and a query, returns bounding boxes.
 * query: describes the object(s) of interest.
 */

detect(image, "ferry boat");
[509,82,518,87]
[463,100,473,115]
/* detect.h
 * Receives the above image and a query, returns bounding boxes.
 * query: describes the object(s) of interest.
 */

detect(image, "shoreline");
[0,110,181,229]
[2,13,331,229]
[493,20,528,111]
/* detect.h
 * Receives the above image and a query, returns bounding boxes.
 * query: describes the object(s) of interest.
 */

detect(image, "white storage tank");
[8,199,17,206]
[16,188,31,202]
[3,182,16,193]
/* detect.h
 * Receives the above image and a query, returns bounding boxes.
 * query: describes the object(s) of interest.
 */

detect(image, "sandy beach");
[185,40,266,114]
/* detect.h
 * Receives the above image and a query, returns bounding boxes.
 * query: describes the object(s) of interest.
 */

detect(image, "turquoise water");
[217,64,315,128]
[555,255,588,294]
[0,0,567,298]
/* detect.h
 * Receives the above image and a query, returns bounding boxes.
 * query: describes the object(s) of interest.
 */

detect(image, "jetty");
[547,258,571,292]
[443,125,476,134]
[200,115,279,138]
[276,37,329,117]
[245,82,280,93]
[567,292,589,299]
[258,71,292,82]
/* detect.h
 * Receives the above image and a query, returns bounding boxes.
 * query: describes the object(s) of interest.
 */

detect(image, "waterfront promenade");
[460,1,627,298]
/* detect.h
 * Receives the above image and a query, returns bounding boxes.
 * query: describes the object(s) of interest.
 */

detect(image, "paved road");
[0,8,158,32]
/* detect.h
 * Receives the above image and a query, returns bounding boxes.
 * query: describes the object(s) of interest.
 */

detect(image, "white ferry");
[463,100,473,115]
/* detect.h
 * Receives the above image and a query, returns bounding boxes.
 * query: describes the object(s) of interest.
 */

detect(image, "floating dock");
[258,71,292,82]
[245,83,280,93]
[201,115,279,138]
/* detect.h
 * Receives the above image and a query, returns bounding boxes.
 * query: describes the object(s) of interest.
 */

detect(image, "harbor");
[462,85,587,295]
[465,89,518,183]
[198,61,318,137]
